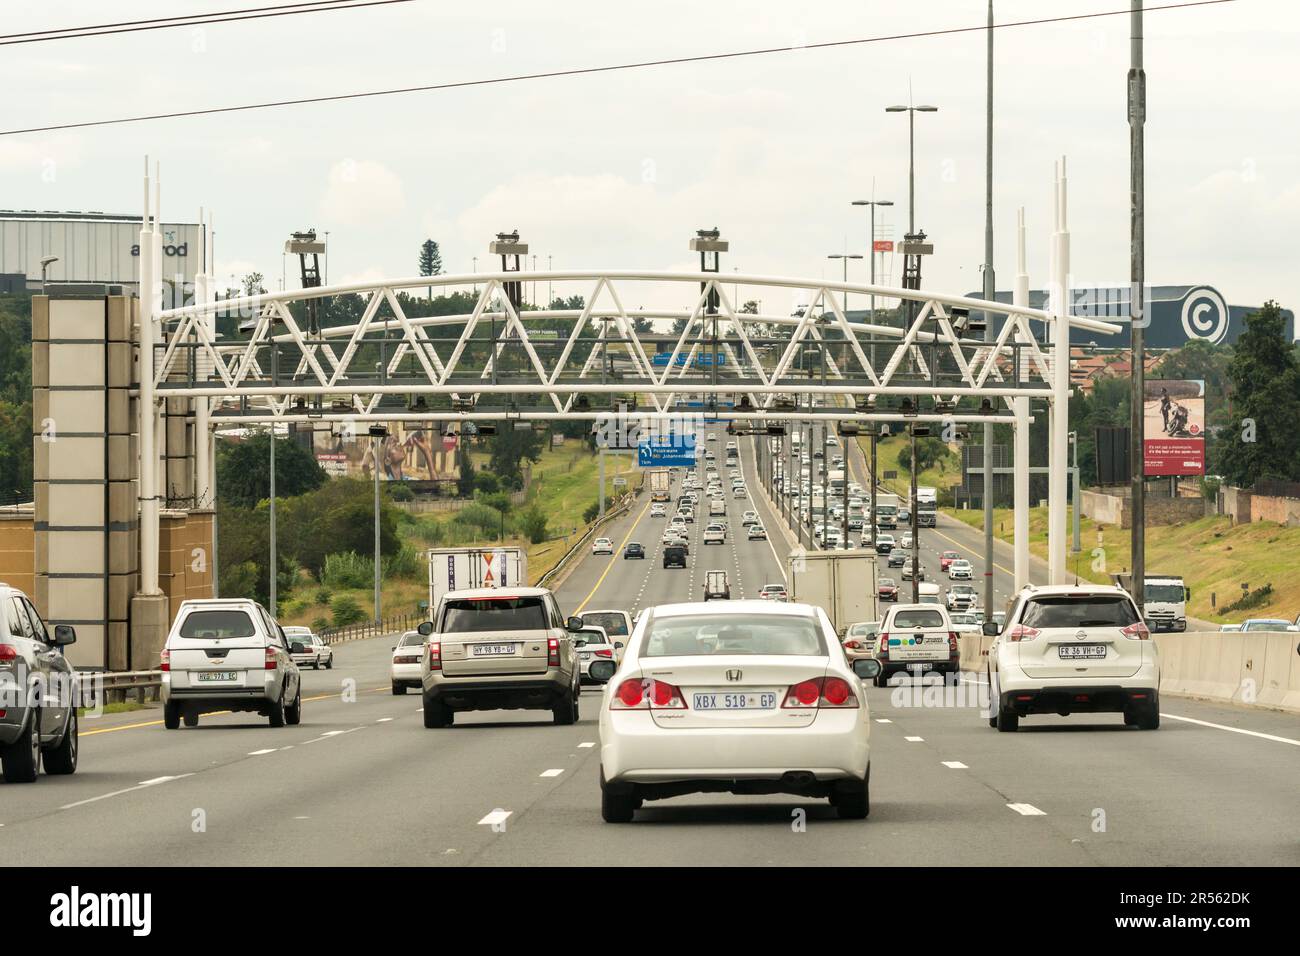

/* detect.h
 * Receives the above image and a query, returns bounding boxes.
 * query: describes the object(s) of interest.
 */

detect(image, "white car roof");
[441,586,550,600]
[648,600,818,620]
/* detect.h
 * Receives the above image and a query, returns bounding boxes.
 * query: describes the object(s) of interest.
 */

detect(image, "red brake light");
[614,678,644,707]
[649,680,685,708]
[264,646,277,670]
[948,631,959,654]
[158,647,169,671]
[428,641,442,671]
[879,632,890,657]
[844,639,861,650]
[548,636,560,666]
[1121,621,1151,641]
[782,676,859,709]
[1006,624,1039,642]
[594,648,613,658]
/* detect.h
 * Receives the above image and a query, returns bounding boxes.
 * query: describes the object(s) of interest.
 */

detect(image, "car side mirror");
[981,622,1001,637]
[588,660,617,682]
[53,624,76,647]
[615,641,624,649]
[565,616,584,632]
[417,621,434,636]
[852,659,882,680]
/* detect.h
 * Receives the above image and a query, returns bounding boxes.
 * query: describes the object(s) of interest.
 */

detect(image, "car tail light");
[611,678,686,709]
[428,641,442,671]
[879,633,890,657]
[782,676,859,709]
[1005,624,1039,642]
[548,637,560,666]
[159,647,169,672]
[0,643,19,663]
[843,639,861,650]
[594,648,613,658]
[948,631,959,655]
[1121,621,1151,641]
[264,646,277,670]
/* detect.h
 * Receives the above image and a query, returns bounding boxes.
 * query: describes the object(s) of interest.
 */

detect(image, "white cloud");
[319,159,405,225]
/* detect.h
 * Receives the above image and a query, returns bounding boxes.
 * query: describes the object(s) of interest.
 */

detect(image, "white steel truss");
[152,270,1120,424]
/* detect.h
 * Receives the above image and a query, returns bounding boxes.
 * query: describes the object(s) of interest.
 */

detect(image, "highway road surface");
[1,435,1296,866]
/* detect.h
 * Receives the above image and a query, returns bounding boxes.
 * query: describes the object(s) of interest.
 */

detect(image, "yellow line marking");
[574,496,653,615]
[80,687,392,735]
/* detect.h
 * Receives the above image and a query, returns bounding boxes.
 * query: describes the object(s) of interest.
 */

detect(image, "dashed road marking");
[478,809,512,827]
[1007,803,1046,816]
[59,773,194,811]
[578,741,595,748]
[904,736,924,742]
[942,761,968,769]
[539,768,564,777]
[1162,713,1300,747]
[875,718,892,724]
[248,748,277,756]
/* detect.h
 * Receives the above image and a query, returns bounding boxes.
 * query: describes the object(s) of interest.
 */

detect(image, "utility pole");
[982,0,997,615]
[1128,0,1147,616]
[269,426,277,617]
[369,425,388,624]
[910,425,921,603]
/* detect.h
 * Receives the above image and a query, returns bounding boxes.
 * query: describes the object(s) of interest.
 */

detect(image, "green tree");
[216,431,327,508]
[418,239,443,278]
[518,505,548,544]
[1212,301,1300,486]
[486,427,544,490]
[242,272,266,297]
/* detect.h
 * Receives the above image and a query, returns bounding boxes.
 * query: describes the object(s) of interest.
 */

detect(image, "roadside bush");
[517,506,548,544]
[311,616,330,633]
[330,594,366,627]
[322,551,373,590]
[314,587,330,606]
[473,471,500,494]
[386,481,415,502]
[383,544,423,579]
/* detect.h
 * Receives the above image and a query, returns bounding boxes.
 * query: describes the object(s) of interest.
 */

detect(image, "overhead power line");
[0,0,1233,137]
[0,0,417,47]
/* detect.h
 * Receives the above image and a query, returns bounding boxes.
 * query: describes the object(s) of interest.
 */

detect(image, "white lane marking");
[248,748,277,756]
[320,730,346,737]
[478,809,512,827]
[578,741,595,748]
[942,761,968,769]
[875,718,892,724]
[59,773,194,811]
[1007,803,1046,816]
[1161,713,1300,747]
[376,717,393,723]
[539,769,564,778]
[904,736,924,742]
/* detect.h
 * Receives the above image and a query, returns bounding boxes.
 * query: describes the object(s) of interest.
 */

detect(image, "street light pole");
[885,103,939,235]
[982,0,997,616]
[851,199,894,325]
[269,426,277,616]
[369,425,388,625]
[1129,0,1147,616]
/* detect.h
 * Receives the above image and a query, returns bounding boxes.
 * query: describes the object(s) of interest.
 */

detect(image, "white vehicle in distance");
[592,537,615,555]
[285,626,333,670]
[985,584,1159,732]
[391,629,427,694]
[747,524,767,541]
[578,609,633,663]
[650,503,667,518]
[703,524,726,545]
[575,623,616,683]
[948,559,974,580]
[758,583,789,602]
[872,603,959,687]
[591,601,882,822]
[733,486,748,499]
[874,534,895,555]
[948,611,981,636]
[741,511,760,525]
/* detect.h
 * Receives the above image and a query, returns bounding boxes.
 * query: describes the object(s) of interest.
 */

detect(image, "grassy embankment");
[277,441,636,627]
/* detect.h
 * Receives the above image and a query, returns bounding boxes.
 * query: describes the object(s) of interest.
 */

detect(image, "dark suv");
[623,542,645,559]
[663,545,687,569]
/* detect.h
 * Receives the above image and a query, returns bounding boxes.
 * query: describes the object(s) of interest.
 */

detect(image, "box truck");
[786,548,879,635]
[874,492,901,529]
[426,547,528,616]
[1111,572,1189,632]
[649,468,672,501]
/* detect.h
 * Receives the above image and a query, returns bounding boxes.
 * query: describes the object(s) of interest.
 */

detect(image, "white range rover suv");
[985,584,1159,732]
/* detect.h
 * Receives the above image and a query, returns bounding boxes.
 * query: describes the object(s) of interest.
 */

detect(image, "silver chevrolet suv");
[421,587,581,728]
[0,584,79,783]
[161,599,303,729]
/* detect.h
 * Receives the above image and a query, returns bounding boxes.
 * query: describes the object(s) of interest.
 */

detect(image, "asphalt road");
[2,435,1297,866]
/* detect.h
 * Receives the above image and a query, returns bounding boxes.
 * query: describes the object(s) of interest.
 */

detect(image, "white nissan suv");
[984,584,1160,732]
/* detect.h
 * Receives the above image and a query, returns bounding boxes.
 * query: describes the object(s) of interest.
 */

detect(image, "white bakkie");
[593,601,881,823]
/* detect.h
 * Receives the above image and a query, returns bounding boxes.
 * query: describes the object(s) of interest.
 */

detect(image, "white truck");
[649,468,672,502]
[786,548,879,636]
[426,547,528,617]
[914,486,938,528]
[1113,572,1189,632]
[874,492,901,529]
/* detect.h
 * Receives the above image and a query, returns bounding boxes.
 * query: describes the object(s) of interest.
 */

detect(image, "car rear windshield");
[1021,596,1139,629]
[440,597,548,633]
[399,631,426,646]
[890,609,945,629]
[1144,584,1185,603]
[582,612,628,637]
[177,609,257,640]
[642,614,826,657]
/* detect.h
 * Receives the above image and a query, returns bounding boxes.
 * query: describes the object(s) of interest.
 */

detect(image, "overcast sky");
[2,0,1294,321]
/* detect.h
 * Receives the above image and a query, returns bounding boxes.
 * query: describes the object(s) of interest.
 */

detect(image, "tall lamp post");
[269,426,277,616]
[884,103,939,235]
[827,253,863,315]
[369,425,389,625]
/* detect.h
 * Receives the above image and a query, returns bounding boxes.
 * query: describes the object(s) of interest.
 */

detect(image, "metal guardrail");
[73,670,163,707]
[537,489,640,590]
[320,612,421,644]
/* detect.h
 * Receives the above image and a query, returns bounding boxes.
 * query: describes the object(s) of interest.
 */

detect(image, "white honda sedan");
[592,601,881,822]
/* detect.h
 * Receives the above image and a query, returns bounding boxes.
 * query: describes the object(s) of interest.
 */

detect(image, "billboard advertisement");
[313,423,460,481]
[1143,379,1205,477]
